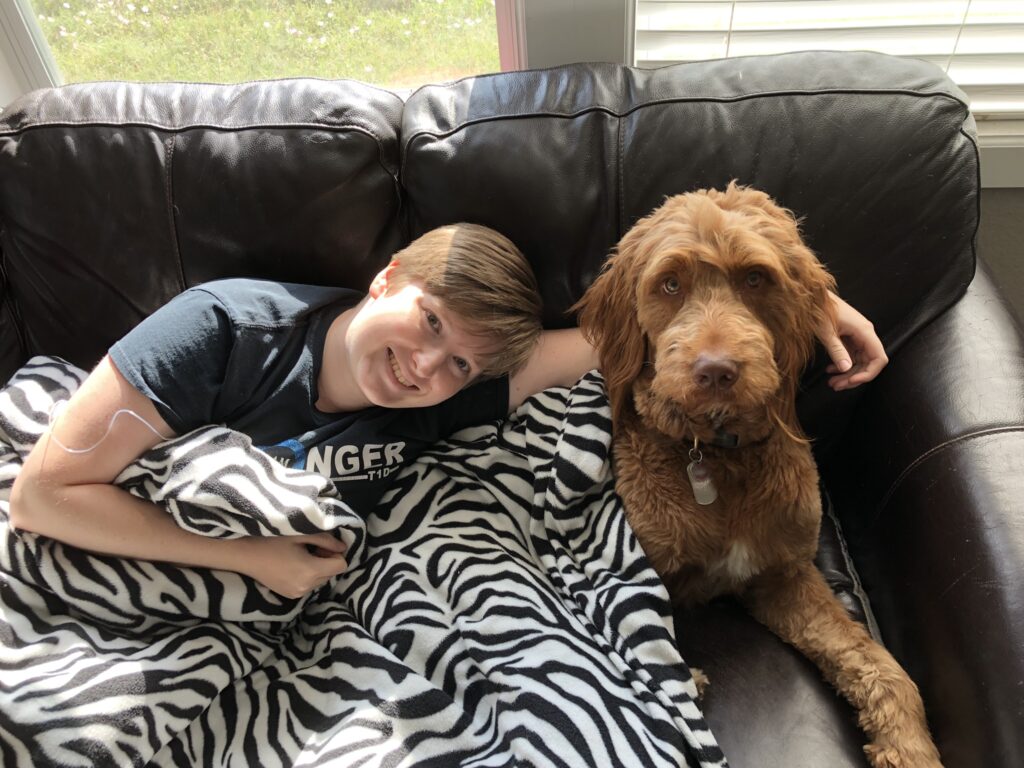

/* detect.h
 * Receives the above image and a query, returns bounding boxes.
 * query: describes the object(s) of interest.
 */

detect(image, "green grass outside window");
[33,0,500,89]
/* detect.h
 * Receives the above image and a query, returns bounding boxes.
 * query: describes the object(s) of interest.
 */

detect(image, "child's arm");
[819,292,889,391]
[508,328,599,412]
[9,356,347,599]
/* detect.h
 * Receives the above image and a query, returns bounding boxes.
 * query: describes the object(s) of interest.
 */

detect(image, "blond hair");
[388,223,542,378]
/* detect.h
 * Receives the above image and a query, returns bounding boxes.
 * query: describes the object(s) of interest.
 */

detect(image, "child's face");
[346,275,494,409]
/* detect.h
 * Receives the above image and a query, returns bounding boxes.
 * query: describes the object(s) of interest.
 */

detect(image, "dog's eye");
[663,277,681,295]
[745,270,765,288]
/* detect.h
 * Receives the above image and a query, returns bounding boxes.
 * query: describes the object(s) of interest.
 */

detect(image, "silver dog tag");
[686,460,718,505]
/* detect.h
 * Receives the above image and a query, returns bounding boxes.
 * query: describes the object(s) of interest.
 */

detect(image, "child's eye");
[425,310,441,332]
[454,357,470,374]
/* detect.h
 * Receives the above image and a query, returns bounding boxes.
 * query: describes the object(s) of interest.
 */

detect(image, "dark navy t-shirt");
[109,279,508,513]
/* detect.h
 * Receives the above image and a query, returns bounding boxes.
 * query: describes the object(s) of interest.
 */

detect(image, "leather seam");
[824,492,884,644]
[616,110,625,239]
[425,51,970,106]
[401,89,969,149]
[0,235,29,363]
[7,123,401,195]
[0,121,387,139]
[877,425,1024,516]
[163,135,187,290]
[2,122,402,192]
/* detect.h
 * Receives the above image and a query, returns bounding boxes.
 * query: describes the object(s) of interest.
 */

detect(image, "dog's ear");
[572,231,649,423]
[758,204,837,381]
[773,239,837,383]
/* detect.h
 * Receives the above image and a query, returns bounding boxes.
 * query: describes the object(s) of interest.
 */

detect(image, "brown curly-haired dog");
[575,183,942,768]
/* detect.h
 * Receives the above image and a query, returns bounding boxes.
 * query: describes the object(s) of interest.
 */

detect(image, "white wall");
[981,147,1024,189]
[0,33,27,108]
[524,0,629,69]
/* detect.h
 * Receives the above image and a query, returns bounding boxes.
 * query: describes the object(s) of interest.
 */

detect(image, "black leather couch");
[1,51,1019,768]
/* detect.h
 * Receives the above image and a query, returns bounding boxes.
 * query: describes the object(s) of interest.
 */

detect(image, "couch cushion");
[675,598,870,768]
[0,79,404,372]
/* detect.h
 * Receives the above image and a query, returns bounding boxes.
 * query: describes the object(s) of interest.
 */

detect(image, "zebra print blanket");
[0,356,725,768]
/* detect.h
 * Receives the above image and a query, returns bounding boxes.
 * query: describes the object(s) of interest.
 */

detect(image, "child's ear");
[369,259,401,298]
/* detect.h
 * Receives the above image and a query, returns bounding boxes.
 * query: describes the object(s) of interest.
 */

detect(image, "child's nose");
[412,347,445,377]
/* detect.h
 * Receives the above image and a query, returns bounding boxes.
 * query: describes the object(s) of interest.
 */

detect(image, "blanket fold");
[0,356,725,768]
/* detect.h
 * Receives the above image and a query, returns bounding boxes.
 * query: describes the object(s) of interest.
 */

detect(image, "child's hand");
[817,292,889,391]
[236,533,348,599]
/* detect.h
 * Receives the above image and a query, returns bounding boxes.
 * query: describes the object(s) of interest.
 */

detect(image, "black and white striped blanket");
[0,356,725,768]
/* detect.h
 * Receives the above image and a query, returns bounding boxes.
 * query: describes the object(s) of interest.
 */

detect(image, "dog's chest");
[707,540,760,583]
[613,426,821,596]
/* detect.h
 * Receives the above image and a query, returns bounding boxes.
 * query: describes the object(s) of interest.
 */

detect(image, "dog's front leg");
[743,561,943,768]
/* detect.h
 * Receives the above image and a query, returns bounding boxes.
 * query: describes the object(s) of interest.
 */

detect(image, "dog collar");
[688,427,772,451]
[685,428,740,450]
[707,429,739,448]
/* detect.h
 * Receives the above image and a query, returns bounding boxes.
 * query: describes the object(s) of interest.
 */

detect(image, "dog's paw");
[689,667,710,699]
[864,738,943,768]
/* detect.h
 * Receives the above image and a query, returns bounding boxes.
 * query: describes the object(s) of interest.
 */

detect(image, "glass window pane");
[28,0,499,90]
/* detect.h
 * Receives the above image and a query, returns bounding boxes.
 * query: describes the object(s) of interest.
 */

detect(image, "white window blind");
[633,0,1024,146]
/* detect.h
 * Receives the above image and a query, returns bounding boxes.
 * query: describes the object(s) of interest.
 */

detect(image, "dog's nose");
[693,354,739,391]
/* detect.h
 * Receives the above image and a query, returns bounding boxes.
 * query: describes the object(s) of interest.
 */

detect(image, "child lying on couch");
[8,222,885,598]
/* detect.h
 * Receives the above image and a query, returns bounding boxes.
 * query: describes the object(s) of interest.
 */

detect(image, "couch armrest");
[823,259,1024,768]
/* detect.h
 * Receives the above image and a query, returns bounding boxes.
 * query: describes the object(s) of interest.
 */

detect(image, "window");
[25,0,500,92]
[633,0,1024,145]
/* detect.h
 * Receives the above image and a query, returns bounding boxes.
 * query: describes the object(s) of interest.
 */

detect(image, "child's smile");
[387,347,417,389]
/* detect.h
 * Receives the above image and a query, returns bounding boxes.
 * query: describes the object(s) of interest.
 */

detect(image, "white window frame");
[0,0,60,98]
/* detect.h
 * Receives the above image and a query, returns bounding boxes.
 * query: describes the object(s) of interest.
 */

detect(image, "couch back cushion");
[401,51,979,441]
[0,79,404,380]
